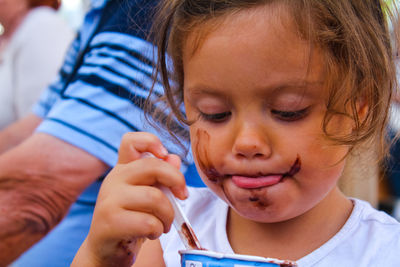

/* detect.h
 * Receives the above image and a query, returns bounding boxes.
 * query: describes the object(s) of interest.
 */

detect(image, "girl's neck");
[226,187,353,261]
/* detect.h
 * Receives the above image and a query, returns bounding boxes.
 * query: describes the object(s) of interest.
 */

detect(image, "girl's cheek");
[191,128,233,205]
[192,128,222,183]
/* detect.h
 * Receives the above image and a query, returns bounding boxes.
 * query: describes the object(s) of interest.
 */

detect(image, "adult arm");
[0,132,109,266]
[0,113,42,154]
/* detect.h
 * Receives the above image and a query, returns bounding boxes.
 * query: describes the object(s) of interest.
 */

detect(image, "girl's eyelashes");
[197,107,310,123]
[271,107,310,122]
[199,111,232,123]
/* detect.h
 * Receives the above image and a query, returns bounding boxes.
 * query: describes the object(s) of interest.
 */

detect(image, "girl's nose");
[232,125,272,160]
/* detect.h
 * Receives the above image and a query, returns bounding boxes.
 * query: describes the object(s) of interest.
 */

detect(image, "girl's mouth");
[232,174,283,189]
[231,156,301,189]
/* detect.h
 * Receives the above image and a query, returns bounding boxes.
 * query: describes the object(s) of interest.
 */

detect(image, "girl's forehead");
[183,2,304,60]
[182,3,326,99]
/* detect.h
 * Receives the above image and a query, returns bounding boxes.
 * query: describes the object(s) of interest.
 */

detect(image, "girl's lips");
[231,174,283,189]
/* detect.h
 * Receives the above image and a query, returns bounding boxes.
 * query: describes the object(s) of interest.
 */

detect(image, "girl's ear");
[356,97,368,121]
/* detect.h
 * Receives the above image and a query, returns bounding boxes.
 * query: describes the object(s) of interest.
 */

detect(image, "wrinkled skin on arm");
[0,133,109,266]
[0,113,42,153]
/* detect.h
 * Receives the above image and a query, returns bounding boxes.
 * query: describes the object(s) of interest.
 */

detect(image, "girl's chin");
[220,180,278,208]
[215,178,300,222]
[229,199,289,223]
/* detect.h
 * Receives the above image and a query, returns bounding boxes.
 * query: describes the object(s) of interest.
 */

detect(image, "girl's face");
[183,5,351,223]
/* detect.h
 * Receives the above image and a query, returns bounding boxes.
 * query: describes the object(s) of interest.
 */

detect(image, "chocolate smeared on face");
[194,129,233,205]
[283,155,301,178]
[195,129,228,183]
[246,156,301,207]
[204,167,221,182]
[254,200,268,209]
[248,188,262,202]
[249,196,259,202]
[249,191,270,209]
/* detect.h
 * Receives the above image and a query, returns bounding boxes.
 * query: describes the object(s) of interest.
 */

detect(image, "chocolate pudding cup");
[180,249,297,267]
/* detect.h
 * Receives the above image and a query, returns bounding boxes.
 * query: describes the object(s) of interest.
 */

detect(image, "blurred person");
[379,7,400,220]
[382,80,400,220]
[383,129,400,220]
[0,0,198,266]
[0,0,74,129]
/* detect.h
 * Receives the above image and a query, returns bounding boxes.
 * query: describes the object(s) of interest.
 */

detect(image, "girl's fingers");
[86,132,188,264]
[111,185,175,233]
[118,132,168,164]
[109,209,165,240]
[85,199,168,265]
[113,158,187,199]
[165,154,181,170]
[89,207,165,247]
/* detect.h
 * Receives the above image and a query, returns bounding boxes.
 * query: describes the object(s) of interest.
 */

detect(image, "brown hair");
[27,0,61,10]
[149,0,398,159]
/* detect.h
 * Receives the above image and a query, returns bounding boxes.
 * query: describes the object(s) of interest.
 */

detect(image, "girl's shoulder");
[352,198,400,249]
[352,198,400,228]
[339,199,400,264]
[298,198,400,266]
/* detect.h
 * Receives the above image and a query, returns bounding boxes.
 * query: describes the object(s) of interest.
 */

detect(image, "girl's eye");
[271,107,309,122]
[199,111,231,123]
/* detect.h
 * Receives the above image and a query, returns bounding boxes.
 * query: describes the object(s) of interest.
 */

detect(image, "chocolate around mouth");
[203,155,302,183]
[282,155,301,178]
[203,167,229,183]
[246,156,301,206]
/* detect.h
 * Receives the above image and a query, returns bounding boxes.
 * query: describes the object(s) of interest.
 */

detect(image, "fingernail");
[141,152,154,159]
[160,147,168,157]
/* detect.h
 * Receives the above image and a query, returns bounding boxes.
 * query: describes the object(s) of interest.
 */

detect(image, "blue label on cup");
[180,250,297,267]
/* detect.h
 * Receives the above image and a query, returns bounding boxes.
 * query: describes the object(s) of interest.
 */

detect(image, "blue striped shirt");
[33,0,191,168]
[12,2,200,266]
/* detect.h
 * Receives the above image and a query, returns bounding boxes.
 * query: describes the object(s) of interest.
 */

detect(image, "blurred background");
[0,0,90,35]
[58,0,91,30]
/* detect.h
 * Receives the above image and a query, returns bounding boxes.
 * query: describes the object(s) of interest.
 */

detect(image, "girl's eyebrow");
[187,87,225,96]
[268,80,324,94]
[186,80,323,96]
[269,79,324,89]
[185,84,233,99]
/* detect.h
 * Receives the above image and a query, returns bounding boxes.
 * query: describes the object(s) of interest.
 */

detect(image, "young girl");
[72,0,400,266]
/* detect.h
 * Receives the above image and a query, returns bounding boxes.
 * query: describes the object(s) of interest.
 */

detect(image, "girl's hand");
[71,132,188,267]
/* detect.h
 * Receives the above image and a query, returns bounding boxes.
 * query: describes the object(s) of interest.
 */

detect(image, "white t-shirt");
[160,187,400,267]
[0,7,74,129]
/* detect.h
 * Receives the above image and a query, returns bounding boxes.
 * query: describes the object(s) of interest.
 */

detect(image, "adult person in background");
[376,9,400,220]
[0,0,198,266]
[0,0,74,129]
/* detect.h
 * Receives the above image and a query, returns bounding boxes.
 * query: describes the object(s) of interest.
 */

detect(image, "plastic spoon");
[140,152,202,250]
[159,186,202,250]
